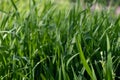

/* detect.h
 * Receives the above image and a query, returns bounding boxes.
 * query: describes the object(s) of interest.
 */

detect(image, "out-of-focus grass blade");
[114,16,120,25]
[0,9,8,14]
[71,66,78,80]
[40,73,46,80]
[76,34,94,80]
[106,53,113,80]
[61,57,70,80]
[106,35,113,80]
[99,24,112,41]
[32,58,47,71]
[94,61,102,80]
[66,53,79,67]
[1,15,9,28]
[79,67,87,80]
[106,35,110,52]
[10,0,20,18]
[32,0,36,5]
[58,67,62,80]
[62,60,67,80]
[90,63,97,80]
[113,57,120,72]
[10,0,18,11]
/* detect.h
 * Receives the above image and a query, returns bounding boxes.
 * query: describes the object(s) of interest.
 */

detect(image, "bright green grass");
[0,0,120,80]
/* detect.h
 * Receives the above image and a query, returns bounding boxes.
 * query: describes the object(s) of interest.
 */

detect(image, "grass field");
[0,0,120,80]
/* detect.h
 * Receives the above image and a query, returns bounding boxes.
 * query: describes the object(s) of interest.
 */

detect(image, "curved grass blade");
[66,53,79,67]
[76,34,94,80]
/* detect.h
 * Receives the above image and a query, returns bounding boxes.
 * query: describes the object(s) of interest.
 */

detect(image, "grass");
[0,0,120,80]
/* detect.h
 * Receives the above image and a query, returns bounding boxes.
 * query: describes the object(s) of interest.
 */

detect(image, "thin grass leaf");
[40,73,46,80]
[0,9,8,14]
[10,0,18,11]
[90,63,97,80]
[94,61,103,80]
[76,34,94,80]
[71,66,78,80]
[62,59,66,80]
[1,15,9,28]
[106,35,113,80]
[106,35,110,52]
[66,53,79,67]
[58,67,62,80]
[99,24,112,41]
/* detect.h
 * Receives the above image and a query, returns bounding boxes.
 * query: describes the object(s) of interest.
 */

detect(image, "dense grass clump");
[0,0,120,80]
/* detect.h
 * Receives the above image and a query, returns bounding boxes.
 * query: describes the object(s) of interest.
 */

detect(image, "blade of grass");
[94,61,103,80]
[71,66,78,80]
[66,53,79,67]
[90,63,97,80]
[106,35,113,80]
[76,34,94,80]
[0,9,8,14]
[10,0,18,11]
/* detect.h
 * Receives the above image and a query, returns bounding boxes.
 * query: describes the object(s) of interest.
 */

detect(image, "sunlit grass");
[0,0,120,80]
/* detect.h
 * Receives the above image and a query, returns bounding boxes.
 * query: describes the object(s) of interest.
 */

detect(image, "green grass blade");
[66,53,79,67]
[76,34,94,80]
[106,35,110,52]
[0,9,8,14]
[71,66,78,80]
[106,35,113,80]
[10,0,18,11]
